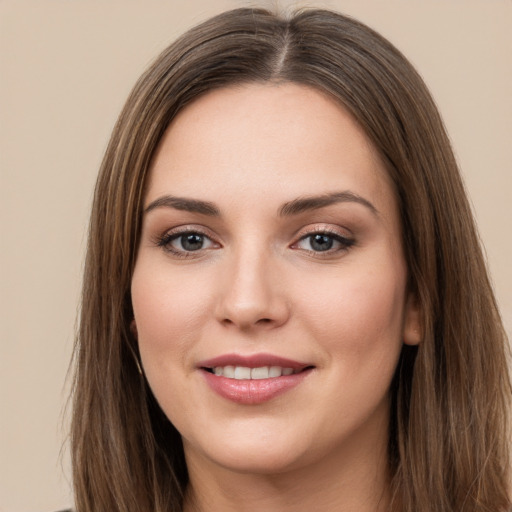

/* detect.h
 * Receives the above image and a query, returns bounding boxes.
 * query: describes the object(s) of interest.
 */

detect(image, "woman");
[70,7,511,512]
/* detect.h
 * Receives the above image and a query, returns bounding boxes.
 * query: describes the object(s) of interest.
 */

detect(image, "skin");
[131,83,421,512]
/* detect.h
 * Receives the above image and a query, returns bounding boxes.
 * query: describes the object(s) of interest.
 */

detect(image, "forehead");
[146,83,396,217]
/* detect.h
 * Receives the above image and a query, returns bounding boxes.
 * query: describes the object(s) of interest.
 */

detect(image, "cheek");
[296,260,406,366]
[131,264,214,374]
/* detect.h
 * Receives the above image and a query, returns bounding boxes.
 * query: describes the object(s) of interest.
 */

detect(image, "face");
[131,83,420,476]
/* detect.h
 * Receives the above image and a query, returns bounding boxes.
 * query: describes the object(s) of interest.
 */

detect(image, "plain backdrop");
[1,1,511,510]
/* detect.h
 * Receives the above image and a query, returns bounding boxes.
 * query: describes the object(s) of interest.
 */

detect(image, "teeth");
[211,365,296,380]
[251,367,269,379]
[234,366,251,380]
[223,365,235,378]
[269,366,282,377]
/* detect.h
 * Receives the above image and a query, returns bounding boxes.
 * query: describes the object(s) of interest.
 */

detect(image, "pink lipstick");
[198,353,314,405]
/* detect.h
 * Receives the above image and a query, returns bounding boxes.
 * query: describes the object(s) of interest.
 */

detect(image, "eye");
[294,231,355,254]
[157,230,217,256]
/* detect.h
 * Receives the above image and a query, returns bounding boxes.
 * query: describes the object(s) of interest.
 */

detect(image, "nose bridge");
[216,239,288,329]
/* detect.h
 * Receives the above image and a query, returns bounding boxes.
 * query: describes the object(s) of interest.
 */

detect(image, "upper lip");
[198,353,313,371]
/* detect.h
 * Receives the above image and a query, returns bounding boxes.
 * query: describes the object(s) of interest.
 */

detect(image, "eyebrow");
[144,195,220,216]
[144,190,378,218]
[279,191,379,217]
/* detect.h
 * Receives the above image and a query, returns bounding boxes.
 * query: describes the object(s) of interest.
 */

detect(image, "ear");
[402,293,422,346]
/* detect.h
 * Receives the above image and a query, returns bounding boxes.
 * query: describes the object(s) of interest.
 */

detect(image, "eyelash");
[293,228,355,256]
[155,227,217,259]
[155,226,355,259]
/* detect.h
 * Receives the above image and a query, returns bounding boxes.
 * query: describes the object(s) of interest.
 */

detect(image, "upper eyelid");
[292,223,353,240]
[159,224,217,238]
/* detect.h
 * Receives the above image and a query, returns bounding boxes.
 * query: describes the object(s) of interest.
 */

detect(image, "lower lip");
[201,369,312,405]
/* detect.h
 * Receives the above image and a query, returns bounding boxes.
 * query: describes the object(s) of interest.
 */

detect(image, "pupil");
[311,234,333,251]
[182,234,203,251]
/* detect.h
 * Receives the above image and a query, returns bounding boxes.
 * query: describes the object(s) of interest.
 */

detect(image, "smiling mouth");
[203,365,313,380]
[199,355,314,404]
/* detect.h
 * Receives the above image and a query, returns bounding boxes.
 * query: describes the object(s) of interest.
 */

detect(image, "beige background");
[1,1,511,510]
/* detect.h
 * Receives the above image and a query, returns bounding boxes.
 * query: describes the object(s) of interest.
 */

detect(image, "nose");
[215,247,290,331]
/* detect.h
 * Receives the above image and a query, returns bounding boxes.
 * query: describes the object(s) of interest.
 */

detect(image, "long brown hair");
[71,7,511,511]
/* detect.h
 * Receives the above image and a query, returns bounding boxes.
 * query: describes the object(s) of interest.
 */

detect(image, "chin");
[182,419,317,475]
[200,444,308,475]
